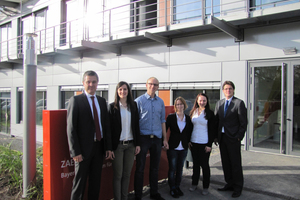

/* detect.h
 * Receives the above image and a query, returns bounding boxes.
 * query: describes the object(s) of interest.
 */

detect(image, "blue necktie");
[224,100,229,117]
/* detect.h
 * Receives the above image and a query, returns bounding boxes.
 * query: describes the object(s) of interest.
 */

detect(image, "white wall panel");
[120,43,170,69]
[170,62,221,82]
[241,22,300,60]
[118,65,169,83]
[222,61,247,102]
[0,67,13,87]
[171,33,239,65]
[82,50,119,71]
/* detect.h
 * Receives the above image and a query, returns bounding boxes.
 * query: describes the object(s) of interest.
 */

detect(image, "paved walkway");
[1,132,300,200]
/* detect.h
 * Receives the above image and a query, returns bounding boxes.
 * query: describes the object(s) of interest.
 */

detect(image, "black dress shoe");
[150,193,165,200]
[176,188,184,196]
[232,191,242,198]
[218,186,234,191]
[169,189,179,198]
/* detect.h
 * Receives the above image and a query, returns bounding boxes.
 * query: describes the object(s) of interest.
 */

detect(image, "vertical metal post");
[69,21,71,47]
[165,0,167,30]
[280,63,285,154]
[53,26,55,49]
[22,33,37,198]
[109,10,111,39]
[211,0,214,16]
[134,2,137,34]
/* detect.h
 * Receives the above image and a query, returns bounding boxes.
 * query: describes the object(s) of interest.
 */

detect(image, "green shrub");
[0,144,43,199]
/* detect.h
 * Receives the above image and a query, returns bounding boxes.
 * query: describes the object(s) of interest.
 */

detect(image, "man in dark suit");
[214,80,247,198]
[67,70,112,200]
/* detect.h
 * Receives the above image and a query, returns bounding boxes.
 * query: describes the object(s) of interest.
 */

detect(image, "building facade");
[0,0,299,156]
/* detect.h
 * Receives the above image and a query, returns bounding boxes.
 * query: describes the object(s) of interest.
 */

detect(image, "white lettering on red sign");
[61,159,75,168]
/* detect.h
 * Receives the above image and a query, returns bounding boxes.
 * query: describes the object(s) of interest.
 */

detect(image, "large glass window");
[0,92,11,134]
[251,0,299,10]
[0,23,11,59]
[173,0,220,24]
[173,89,219,115]
[61,88,108,109]
[17,90,47,126]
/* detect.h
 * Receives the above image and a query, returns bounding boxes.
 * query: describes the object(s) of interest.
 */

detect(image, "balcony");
[0,0,299,62]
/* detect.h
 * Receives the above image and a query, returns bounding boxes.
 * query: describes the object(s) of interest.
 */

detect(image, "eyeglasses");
[147,83,159,87]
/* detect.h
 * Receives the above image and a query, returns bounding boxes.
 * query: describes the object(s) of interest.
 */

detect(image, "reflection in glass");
[36,91,47,126]
[293,65,300,152]
[0,92,11,134]
[253,66,286,151]
[173,89,219,115]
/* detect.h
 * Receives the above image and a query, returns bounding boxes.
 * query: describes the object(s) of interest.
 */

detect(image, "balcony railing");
[0,0,299,62]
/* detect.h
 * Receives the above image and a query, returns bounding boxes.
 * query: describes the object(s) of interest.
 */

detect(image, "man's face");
[146,78,159,96]
[83,75,98,95]
[222,84,234,99]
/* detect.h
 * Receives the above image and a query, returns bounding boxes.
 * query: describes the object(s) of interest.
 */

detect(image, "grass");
[0,143,43,199]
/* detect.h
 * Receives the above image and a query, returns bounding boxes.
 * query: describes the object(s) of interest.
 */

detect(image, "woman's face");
[197,95,207,109]
[118,84,128,99]
[175,100,184,113]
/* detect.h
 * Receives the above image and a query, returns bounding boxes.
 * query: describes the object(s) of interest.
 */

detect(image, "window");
[17,89,47,126]
[173,0,220,24]
[0,91,11,134]
[0,23,11,60]
[251,0,299,10]
[173,89,220,115]
[61,86,109,109]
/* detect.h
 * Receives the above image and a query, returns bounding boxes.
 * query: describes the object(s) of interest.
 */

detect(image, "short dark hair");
[82,70,99,82]
[222,80,235,90]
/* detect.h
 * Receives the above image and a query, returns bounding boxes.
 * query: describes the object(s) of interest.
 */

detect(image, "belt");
[119,140,133,145]
[142,134,157,139]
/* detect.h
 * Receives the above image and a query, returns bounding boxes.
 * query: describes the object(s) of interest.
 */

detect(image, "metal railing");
[0,0,298,61]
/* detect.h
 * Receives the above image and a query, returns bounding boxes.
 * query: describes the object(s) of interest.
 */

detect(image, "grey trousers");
[112,142,136,200]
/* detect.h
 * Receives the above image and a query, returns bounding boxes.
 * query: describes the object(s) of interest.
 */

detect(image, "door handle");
[287,118,292,121]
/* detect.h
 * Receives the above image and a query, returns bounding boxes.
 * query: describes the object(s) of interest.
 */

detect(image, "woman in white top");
[108,81,141,200]
[188,93,216,195]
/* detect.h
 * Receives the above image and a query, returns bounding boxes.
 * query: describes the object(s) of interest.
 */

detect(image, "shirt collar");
[145,92,157,100]
[225,96,234,104]
[176,113,186,122]
[84,90,96,98]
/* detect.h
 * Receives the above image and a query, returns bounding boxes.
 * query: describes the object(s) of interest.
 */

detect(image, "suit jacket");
[67,93,112,159]
[214,96,247,143]
[166,113,193,150]
[108,102,140,151]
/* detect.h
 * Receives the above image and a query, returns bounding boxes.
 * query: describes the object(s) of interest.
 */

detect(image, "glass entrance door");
[249,62,287,154]
[249,60,300,156]
[290,62,300,155]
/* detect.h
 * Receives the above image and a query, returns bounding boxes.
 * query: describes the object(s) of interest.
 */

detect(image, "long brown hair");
[189,93,212,120]
[113,81,135,112]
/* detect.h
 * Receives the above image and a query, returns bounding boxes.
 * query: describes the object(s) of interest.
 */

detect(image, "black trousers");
[71,140,104,200]
[190,143,211,189]
[219,134,244,192]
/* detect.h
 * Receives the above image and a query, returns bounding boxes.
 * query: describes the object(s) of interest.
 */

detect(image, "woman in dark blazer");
[166,96,193,198]
[188,93,216,196]
[108,81,140,200]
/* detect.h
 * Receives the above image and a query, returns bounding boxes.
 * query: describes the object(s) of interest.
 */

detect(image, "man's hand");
[188,142,192,150]
[205,146,212,153]
[73,154,83,163]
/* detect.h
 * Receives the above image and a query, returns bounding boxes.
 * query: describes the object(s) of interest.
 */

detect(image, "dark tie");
[91,96,102,141]
[224,100,229,117]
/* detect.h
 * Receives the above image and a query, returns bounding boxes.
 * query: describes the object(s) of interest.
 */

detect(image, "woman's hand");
[188,142,192,150]
[135,146,141,155]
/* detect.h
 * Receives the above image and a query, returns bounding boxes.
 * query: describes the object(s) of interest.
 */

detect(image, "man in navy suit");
[67,70,113,200]
[214,81,247,198]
